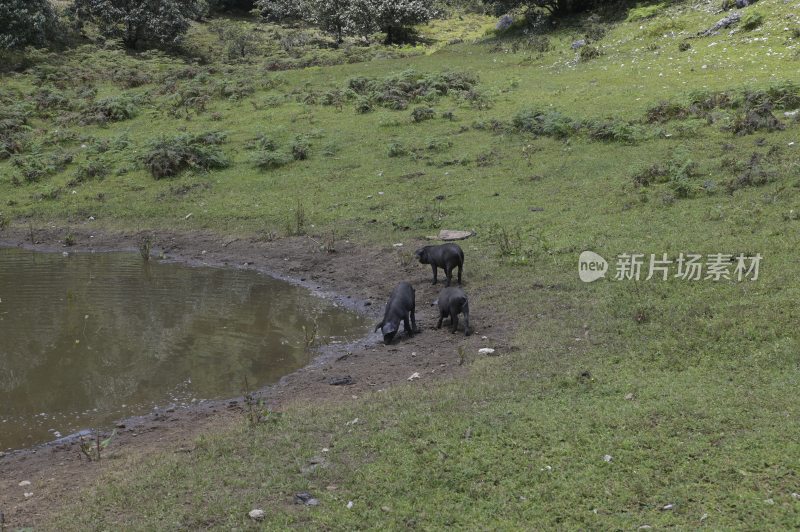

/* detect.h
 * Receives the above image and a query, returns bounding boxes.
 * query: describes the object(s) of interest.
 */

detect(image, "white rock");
[624,393,634,400]
[478,348,496,355]
[18,480,31,487]
[248,509,265,521]
[662,503,674,511]
[407,372,420,381]
[438,229,475,241]
[603,455,613,463]
[392,243,403,247]
[24,492,33,498]
[347,501,354,509]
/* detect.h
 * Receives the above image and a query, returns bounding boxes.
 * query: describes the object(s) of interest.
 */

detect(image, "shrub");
[11,151,72,184]
[626,3,665,22]
[725,152,775,192]
[579,45,601,62]
[585,119,646,144]
[70,160,110,186]
[411,106,436,122]
[731,103,784,135]
[143,132,229,179]
[387,142,408,157]
[83,96,138,125]
[355,97,373,114]
[254,149,292,170]
[291,137,310,160]
[512,109,576,139]
[741,11,764,31]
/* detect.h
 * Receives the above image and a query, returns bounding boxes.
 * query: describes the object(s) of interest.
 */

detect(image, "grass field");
[3,0,800,527]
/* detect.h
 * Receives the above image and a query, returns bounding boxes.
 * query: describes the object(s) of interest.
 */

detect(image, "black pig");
[415,243,464,286]
[375,281,418,344]
[435,287,471,336]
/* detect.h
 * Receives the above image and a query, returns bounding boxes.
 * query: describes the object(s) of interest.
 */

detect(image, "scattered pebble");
[392,243,403,247]
[248,509,265,521]
[792,492,800,500]
[18,480,31,487]
[347,501,354,509]
[478,348,496,355]
[407,372,420,381]
[661,503,674,511]
[603,455,613,463]
[624,393,634,400]
[24,492,33,498]
[345,418,359,426]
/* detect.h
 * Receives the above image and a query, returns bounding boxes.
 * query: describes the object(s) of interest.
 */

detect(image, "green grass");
[3,0,800,528]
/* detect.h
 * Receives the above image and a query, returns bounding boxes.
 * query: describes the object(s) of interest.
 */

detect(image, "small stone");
[19,480,31,487]
[638,526,652,530]
[347,501,354,509]
[624,393,634,400]
[295,492,319,506]
[603,455,613,462]
[478,348,496,355]
[764,498,775,505]
[792,492,800,500]
[248,509,265,521]
[381,505,391,512]
[392,243,403,247]
[571,39,587,49]
[24,492,33,498]
[662,503,674,511]
[408,372,420,381]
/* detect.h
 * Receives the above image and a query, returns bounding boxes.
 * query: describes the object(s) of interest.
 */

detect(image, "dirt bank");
[0,226,510,528]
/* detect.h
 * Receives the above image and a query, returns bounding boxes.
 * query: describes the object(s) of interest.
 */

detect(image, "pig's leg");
[431,264,438,284]
[450,304,459,333]
[444,264,452,287]
[457,263,462,285]
[462,301,470,336]
[404,313,414,337]
[436,310,445,329]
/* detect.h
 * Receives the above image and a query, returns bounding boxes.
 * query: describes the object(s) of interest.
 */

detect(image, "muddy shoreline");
[0,225,507,528]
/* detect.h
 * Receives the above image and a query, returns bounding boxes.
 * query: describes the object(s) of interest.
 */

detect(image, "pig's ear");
[374,321,383,332]
[431,299,438,307]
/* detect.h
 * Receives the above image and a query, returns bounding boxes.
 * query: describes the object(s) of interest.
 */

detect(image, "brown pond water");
[0,248,370,451]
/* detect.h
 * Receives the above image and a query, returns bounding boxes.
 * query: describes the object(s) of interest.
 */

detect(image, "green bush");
[512,109,576,139]
[143,132,229,179]
[626,3,665,22]
[387,142,408,157]
[254,149,292,170]
[83,96,139,125]
[411,106,436,123]
[291,137,310,160]
[741,11,764,31]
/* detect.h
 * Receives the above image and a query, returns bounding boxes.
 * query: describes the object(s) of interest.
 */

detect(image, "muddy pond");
[0,248,370,451]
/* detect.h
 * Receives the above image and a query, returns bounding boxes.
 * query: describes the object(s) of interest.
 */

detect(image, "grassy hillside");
[3,0,800,528]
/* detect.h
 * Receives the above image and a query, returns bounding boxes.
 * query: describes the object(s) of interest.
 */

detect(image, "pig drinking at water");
[375,281,418,344]
[415,243,464,286]
[435,287,471,336]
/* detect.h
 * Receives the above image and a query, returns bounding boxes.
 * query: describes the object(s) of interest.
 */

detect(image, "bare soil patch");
[0,226,510,528]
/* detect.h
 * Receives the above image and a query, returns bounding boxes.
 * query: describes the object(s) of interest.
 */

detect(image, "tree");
[254,0,306,22]
[349,0,435,43]
[69,0,208,49]
[307,0,351,43]
[0,0,59,50]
